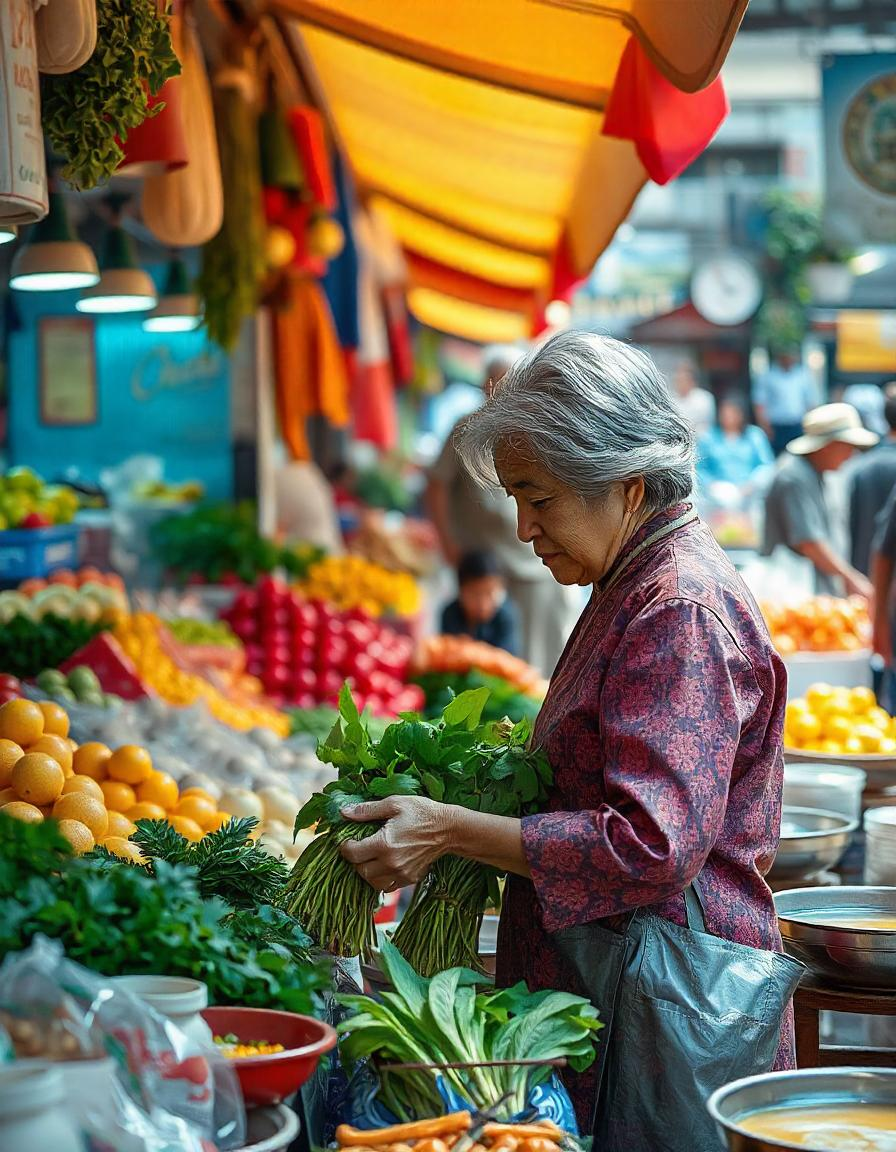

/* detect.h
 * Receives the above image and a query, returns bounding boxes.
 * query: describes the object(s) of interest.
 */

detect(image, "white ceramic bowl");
[783,764,867,826]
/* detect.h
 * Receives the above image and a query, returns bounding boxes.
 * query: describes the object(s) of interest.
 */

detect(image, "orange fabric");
[271,276,350,462]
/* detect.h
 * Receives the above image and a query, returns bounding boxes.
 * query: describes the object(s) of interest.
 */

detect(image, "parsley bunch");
[281,685,550,970]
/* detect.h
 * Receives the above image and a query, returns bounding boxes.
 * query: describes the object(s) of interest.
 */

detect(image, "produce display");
[413,636,548,698]
[151,501,322,585]
[337,940,600,1121]
[35,664,119,708]
[0,816,328,1013]
[0,467,79,529]
[19,565,126,599]
[115,611,290,734]
[784,683,896,755]
[299,554,421,617]
[221,577,421,715]
[762,596,870,655]
[167,617,240,648]
[415,669,543,724]
[285,686,550,971]
[0,612,107,680]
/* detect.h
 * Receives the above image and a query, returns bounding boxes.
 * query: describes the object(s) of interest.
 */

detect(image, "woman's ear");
[623,476,646,513]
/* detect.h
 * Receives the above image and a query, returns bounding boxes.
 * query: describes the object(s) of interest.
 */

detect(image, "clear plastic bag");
[0,937,246,1151]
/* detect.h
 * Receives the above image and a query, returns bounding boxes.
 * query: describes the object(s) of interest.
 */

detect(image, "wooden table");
[795,974,896,1068]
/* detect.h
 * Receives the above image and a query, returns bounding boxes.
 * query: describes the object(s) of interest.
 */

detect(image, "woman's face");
[495,444,645,586]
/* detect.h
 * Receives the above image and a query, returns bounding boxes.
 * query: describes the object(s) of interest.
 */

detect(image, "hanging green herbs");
[198,68,266,352]
[41,0,180,191]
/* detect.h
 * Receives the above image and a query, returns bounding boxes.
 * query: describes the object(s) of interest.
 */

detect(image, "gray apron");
[550,510,805,1149]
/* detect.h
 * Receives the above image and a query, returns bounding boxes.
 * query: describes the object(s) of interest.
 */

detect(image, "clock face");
[691,255,762,327]
[843,72,896,196]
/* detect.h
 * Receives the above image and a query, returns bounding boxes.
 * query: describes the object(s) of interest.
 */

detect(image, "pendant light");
[0,224,16,246]
[142,257,201,332]
[76,223,156,314]
[9,193,99,292]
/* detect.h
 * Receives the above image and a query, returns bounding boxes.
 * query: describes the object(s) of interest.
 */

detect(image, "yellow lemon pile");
[0,697,234,854]
[298,555,421,617]
[784,683,896,755]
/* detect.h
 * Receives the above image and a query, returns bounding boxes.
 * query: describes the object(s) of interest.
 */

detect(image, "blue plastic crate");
[0,524,80,582]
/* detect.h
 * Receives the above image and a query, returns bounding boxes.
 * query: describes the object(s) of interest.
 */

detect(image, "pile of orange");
[115,613,289,736]
[0,696,232,855]
[784,683,896,755]
[761,596,870,656]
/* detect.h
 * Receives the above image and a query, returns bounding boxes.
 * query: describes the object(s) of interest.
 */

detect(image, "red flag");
[603,36,729,186]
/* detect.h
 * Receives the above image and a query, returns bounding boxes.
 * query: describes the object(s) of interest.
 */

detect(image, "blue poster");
[822,52,896,246]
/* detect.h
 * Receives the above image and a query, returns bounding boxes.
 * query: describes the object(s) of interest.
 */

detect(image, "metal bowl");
[775,886,896,989]
[769,807,858,883]
[785,747,896,791]
[708,1067,896,1151]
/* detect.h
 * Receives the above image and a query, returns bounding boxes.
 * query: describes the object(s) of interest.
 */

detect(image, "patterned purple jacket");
[495,504,795,1120]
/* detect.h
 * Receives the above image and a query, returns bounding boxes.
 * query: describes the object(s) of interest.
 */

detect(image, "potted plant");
[806,240,856,305]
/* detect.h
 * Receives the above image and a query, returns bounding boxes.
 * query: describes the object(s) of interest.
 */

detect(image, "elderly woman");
[343,333,800,1149]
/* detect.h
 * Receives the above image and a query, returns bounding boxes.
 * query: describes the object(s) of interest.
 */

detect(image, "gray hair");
[482,343,522,388]
[456,330,695,514]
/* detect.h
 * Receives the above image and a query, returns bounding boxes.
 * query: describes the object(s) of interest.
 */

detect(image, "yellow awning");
[276,1,747,341]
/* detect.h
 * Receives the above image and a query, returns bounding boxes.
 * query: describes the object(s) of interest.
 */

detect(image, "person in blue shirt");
[697,394,774,491]
[440,550,519,654]
[752,350,820,456]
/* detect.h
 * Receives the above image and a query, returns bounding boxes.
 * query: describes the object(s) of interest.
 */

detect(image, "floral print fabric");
[495,504,795,1122]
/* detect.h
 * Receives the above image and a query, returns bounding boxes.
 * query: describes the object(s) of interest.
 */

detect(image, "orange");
[0,699,44,747]
[52,793,108,840]
[854,723,885,754]
[57,818,94,855]
[62,775,104,801]
[100,780,136,813]
[102,836,146,864]
[179,787,217,804]
[0,801,43,823]
[205,811,232,833]
[37,700,69,738]
[844,735,864,755]
[823,715,853,744]
[137,771,179,811]
[106,811,137,838]
[27,734,73,774]
[12,753,65,806]
[72,742,112,781]
[867,707,891,732]
[775,634,797,655]
[879,737,896,756]
[805,683,835,710]
[126,801,166,823]
[168,815,203,842]
[0,786,17,807]
[0,739,23,787]
[172,794,217,830]
[107,745,153,785]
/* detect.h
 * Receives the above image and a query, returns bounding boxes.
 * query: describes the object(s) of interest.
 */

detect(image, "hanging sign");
[0,0,48,223]
[39,317,97,426]
[822,53,896,247]
[836,310,896,374]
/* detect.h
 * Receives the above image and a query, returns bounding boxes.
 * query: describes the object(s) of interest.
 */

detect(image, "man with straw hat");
[763,403,878,597]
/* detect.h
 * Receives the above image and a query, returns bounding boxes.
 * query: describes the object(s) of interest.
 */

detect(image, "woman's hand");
[340,796,455,891]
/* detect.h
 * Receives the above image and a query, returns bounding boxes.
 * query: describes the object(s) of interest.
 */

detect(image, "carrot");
[488,1138,519,1152]
[482,1125,560,1141]
[518,1139,560,1152]
[414,1139,449,1152]
[336,1113,472,1147]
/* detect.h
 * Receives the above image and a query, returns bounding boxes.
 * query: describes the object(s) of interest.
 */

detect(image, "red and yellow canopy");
[275,1,747,341]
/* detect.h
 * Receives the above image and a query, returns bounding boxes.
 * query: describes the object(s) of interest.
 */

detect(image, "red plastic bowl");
[203,1006,337,1108]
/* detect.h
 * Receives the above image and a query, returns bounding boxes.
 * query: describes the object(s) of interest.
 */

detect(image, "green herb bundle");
[0,816,328,1014]
[337,940,602,1121]
[0,614,107,679]
[42,0,180,190]
[281,684,551,972]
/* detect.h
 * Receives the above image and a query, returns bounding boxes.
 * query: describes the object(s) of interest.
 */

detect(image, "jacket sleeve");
[521,598,759,932]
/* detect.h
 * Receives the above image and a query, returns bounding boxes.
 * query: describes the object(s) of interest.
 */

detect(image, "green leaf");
[367,773,422,798]
[442,687,490,731]
[421,772,445,802]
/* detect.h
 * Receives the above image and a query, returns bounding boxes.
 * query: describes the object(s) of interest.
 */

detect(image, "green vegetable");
[281,684,550,970]
[41,0,180,190]
[167,618,240,648]
[415,670,542,725]
[0,815,328,1013]
[337,940,602,1121]
[288,705,389,743]
[0,614,107,679]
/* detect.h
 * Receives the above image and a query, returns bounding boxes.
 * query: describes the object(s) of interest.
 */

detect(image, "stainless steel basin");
[708,1067,896,1151]
[775,886,896,989]
[769,807,857,883]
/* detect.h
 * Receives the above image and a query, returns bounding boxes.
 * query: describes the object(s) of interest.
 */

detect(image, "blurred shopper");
[274,458,344,553]
[440,550,518,654]
[672,360,715,438]
[752,349,819,456]
[848,382,896,576]
[763,403,877,597]
[697,394,774,492]
[426,346,579,675]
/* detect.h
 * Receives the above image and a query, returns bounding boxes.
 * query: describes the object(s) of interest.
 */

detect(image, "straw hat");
[787,403,879,455]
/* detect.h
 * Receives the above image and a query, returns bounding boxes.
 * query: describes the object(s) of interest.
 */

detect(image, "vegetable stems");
[392,857,491,976]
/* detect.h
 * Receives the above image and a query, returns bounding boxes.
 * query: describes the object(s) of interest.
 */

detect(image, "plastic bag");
[0,937,246,1151]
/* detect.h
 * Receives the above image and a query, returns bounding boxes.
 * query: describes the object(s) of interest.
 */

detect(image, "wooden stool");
[794,974,896,1068]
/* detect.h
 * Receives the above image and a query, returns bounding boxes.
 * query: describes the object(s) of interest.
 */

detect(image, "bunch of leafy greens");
[414,669,543,725]
[0,815,327,1013]
[0,614,107,679]
[281,684,550,971]
[151,501,324,584]
[288,705,390,743]
[337,940,601,1121]
[41,0,180,190]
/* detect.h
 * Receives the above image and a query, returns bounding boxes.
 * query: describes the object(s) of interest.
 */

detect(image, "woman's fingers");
[341,828,388,864]
[343,800,395,823]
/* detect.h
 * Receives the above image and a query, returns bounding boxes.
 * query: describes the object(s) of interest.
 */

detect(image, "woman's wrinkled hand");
[340,796,455,891]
